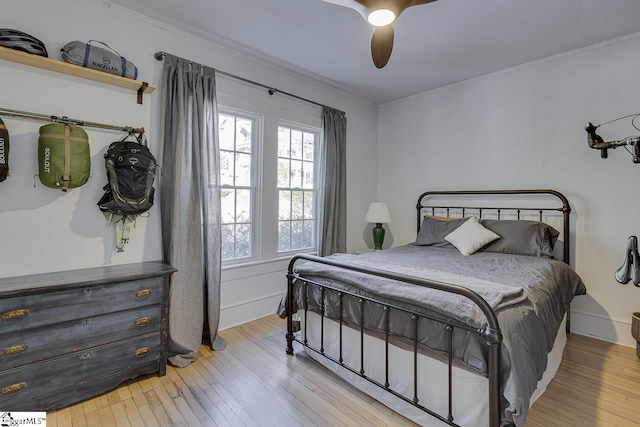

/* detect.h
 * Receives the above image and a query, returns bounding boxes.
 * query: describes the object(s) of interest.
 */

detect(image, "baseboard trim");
[570,310,635,348]
[219,292,283,331]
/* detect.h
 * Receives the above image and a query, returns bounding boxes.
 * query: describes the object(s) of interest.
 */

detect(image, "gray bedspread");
[277,245,586,426]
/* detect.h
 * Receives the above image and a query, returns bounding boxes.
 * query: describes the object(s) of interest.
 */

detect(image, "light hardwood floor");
[46,314,640,427]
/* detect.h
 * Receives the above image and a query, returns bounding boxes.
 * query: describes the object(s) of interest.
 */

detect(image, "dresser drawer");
[1,306,161,370]
[0,278,162,334]
[0,333,161,409]
[12,364,161,411]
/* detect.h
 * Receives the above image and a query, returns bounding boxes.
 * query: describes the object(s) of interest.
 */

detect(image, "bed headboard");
[416,189,571,264]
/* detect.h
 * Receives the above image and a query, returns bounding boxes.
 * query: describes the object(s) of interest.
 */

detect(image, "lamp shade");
[365,202,391,223]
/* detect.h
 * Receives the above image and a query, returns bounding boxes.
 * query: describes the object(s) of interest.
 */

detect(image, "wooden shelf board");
[0,45,156,94]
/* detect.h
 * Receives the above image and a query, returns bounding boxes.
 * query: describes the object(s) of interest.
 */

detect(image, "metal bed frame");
[285,189,571,427]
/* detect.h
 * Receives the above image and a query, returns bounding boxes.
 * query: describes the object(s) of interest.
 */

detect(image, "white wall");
[0,0,378,329]
[377,33,640,347]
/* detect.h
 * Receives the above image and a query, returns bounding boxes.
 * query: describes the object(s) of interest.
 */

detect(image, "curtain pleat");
[319,106,347,256]
[159,55,225,368]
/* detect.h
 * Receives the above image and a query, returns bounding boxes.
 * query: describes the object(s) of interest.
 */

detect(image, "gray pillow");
[415,217,468,247]
[479,219,560,258]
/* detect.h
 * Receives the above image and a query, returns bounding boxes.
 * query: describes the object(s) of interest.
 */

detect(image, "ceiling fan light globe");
[367,9,395,26]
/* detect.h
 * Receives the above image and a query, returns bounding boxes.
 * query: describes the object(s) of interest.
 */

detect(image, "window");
[219,110,258,262]
[217,97,321,266]
[277,124,318,253]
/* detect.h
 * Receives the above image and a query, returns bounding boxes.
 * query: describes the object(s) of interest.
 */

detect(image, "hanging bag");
[60,40,138,80]
[0,117,9,182]
[38,123,90,191]
[97,132,157,216]
[98,132,157,252]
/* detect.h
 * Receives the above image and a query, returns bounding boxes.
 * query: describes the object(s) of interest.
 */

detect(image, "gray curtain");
[318,106,347,256]
[159,54,225,368]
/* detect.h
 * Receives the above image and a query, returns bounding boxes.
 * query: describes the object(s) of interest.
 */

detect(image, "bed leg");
[486,327,502,427]
[286,271,294,355]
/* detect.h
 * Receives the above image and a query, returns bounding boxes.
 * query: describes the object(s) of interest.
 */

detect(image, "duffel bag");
[60,40,138,80]
[38,123,90,191]
[0,117,9,182]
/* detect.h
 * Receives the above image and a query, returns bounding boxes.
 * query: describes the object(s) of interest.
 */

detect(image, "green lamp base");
[372,223,385,250]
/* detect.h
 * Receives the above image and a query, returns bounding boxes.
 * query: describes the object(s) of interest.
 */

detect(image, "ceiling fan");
[321,0,438,68]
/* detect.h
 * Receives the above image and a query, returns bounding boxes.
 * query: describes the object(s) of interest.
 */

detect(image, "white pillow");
[444,216,500,256]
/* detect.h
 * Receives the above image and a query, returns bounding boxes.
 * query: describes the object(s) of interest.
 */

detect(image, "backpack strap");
[103,213,136,252]
[115,216,135,252]
[62,125,71,192]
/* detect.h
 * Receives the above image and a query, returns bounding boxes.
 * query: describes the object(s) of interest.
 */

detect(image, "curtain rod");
[154,51,345,115]
[0,107,145,134]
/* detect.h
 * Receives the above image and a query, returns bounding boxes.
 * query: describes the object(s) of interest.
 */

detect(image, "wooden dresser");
[0,261,175,410]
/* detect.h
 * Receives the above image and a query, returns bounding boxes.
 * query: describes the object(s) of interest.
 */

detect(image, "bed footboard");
[285,254,503,427]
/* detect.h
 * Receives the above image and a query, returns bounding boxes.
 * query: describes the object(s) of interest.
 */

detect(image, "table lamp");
[365,202,391,250]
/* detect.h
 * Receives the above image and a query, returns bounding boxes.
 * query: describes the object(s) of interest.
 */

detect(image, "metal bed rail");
[285,254,503,427]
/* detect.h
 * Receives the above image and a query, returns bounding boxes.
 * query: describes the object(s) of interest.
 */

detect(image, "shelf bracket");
[137,82,149,105]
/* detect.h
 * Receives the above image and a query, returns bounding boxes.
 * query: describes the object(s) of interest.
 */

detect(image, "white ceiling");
[110,0,640,105]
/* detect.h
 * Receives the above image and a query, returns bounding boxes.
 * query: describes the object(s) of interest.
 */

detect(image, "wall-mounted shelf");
[0,46,156,104]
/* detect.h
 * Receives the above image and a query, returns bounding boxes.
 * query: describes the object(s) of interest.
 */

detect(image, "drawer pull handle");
[0,382,27,396]
[134,347,151,358]
[135,289,153,299]
[2,309,30,320]
[3,344,28,357]
[134,317,152,327]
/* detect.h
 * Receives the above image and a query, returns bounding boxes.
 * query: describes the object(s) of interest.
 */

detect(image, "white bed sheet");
[300,311,567,426]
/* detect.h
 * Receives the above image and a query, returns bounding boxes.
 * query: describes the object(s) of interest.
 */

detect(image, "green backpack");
[38,123,90,191]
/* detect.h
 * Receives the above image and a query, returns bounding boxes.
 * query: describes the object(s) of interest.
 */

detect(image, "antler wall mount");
[585,114,640,163]
[321,0,438,68]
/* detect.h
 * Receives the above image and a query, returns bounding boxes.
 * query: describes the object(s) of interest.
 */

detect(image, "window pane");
[291,130,303,159]
[236,118,252,153]
[291,160,302,189]
[219,115,235,151]
[291,220,303,250]
[303,220,314,248]
[278,221,290,252]
[279,190,291,220]
[220,151,235,186]
[303,191,314,219]
[302,161,313,189]
[236,189,251,222]
[303,133,314,161]
[235,223,251,258]
[221,224,235,260]
[278,127,290,157]
[277,159,290,188]
[221,189,235,223]
[291,191,303,220]
[235,153,251,187]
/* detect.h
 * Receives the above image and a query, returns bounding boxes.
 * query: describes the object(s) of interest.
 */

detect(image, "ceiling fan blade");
[407,0,438,6]
[320,0,368,19]
[371,26,394,69]
[356,0,438,12]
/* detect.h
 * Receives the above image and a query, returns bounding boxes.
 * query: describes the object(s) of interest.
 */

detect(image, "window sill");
[221,251,317,272]
[222,257,289,272]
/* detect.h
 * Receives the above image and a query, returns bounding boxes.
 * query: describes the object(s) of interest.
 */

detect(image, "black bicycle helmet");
[0,29,48,57]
